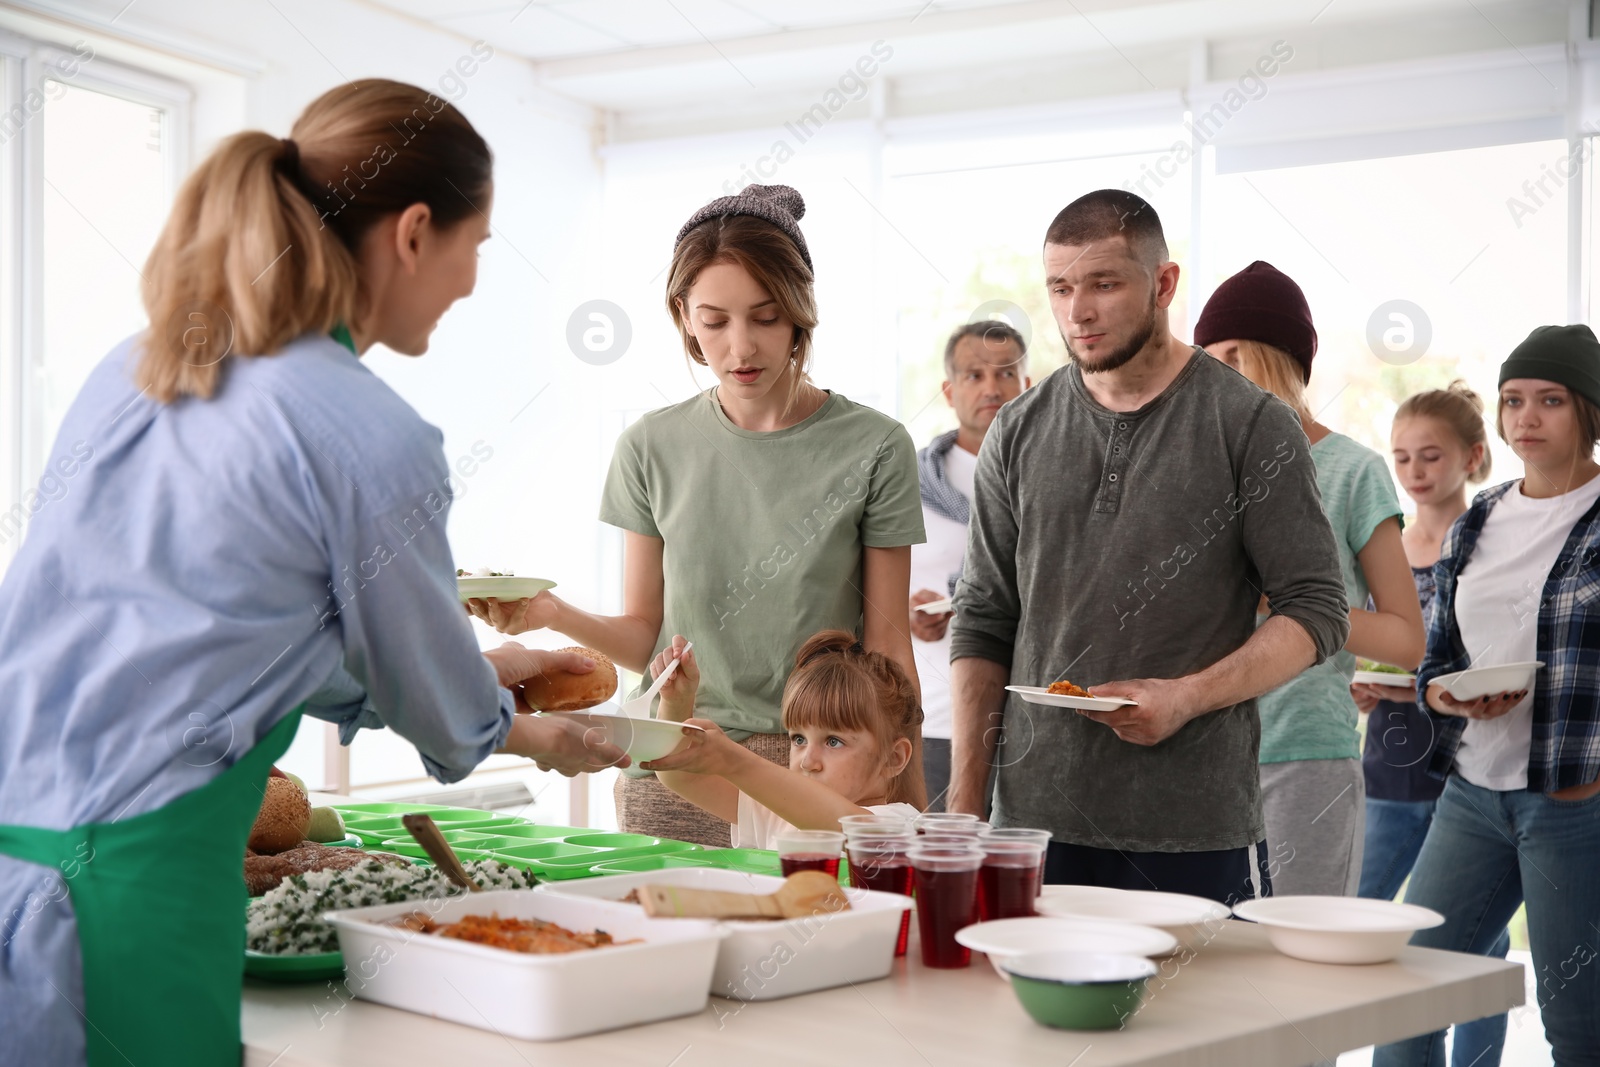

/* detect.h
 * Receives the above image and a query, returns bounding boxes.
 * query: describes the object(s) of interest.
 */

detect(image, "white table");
[243,920,1523,1067]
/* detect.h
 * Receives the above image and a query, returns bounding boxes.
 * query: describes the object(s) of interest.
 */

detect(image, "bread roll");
[520,646,617,711]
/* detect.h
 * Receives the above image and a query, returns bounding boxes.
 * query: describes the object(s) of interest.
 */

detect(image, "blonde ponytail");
[138,79,492,402]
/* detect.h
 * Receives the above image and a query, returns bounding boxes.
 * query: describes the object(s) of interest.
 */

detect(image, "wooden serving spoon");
[636,871,850,920]
[402,813,480,893]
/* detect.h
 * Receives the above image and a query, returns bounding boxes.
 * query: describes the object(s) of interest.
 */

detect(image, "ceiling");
[370,0,1578,141]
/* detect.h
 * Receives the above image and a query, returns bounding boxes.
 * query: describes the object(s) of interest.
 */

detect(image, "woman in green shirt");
[1196,262,1425,898]
[471,185,926,843]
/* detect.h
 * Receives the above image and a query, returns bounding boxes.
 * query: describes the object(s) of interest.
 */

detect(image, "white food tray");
[539,867,912,1001]
[324,889,726,1040]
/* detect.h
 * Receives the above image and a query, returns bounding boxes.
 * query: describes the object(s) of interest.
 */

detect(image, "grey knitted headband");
[674,184,813,272]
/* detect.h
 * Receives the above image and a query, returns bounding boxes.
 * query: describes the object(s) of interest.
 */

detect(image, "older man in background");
[911,320,1031,810]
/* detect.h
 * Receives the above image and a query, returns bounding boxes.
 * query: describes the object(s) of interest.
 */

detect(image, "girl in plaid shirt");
[1376,325,1600,1067]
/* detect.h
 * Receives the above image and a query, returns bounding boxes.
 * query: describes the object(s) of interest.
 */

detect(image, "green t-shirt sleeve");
[1343,444,1405,556]
[598,421,661,538]
[860,422,927,548]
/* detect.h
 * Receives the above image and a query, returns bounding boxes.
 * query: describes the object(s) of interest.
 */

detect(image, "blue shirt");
[0,333,513,1061]
[1419,480,1600,793]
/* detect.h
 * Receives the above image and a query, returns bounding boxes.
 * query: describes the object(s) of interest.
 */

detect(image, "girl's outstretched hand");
[640,717,738,775]
[651,635,700,722]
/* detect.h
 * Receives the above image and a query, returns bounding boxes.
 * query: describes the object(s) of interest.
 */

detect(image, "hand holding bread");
[483,642,619,711]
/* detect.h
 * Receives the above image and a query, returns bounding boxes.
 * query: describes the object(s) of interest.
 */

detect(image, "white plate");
[1036,887,1231,946]
[1232,895,1444,965]
[457,575,557,603]
[915,597,954,614]
[1430,661,1542,702]
[1352,670,1416,688]
[540,868,912,1000]
[537,710,703,763]
[324,889,726,1040]
[999,950,1158,984]
[1006,685,1137,712]
[955,917,1179,977]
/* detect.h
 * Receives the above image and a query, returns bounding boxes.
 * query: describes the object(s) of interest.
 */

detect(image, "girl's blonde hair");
[665,214,818,416]
[781,630,926,810]
[1395,380,1493,483]
[1233,339,1312,424]
[138,79,492,402]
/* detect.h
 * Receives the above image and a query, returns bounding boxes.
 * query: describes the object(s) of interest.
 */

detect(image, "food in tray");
[304,806,344,842]
[247,859,540,956]
[1047,679,1092,697]
[522,645,619,711]
[249,775,312,853]
[458,567,514,576]
[245,841,407,896]
[1356,661,1411,675]
[389,911,638,954]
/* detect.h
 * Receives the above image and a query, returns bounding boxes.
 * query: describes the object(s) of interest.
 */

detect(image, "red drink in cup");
[781,853,841,879]
[983,828,1053,897]
[908,844,983,969]
[846,838,914,956]
[977,840,1044,921]
[775,829,844,882]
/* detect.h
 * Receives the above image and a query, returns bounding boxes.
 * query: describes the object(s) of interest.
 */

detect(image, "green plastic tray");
[327,801,454,816]
[695,847,784,876]
[588,854,715,875]
[441,824,584,845]
[244,949,343,982]
[343,812,525,845]
[519,841,703,880]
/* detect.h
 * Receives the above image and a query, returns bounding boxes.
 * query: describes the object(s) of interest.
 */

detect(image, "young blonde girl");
[641,631,926,847]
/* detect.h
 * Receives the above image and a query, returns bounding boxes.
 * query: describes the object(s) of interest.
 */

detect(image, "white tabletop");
[243,919,1523,1067]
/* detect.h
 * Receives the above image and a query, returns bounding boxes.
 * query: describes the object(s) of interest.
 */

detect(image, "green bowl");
[1001,952,1156,1031]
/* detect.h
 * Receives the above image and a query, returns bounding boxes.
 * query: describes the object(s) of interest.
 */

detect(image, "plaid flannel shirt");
[1420,480,1600,792]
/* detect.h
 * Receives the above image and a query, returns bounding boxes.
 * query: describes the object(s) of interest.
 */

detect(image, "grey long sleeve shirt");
[950,349,1349,852]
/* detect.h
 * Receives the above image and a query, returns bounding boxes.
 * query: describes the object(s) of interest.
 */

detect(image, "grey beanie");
[674,184,812,272]
[1498,324,1600,412]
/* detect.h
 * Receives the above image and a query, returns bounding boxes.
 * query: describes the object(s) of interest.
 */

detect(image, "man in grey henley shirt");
[948,189,1349,904]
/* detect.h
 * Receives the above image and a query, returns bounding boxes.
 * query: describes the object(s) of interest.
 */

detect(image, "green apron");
[0,706,303,1066]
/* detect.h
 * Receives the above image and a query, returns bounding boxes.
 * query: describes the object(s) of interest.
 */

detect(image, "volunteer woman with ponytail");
[0,80,623,1066]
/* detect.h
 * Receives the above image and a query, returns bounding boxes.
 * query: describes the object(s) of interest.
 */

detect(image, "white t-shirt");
[910,444,979,740]
[1453,473,1600,789]
[734,794,922,850]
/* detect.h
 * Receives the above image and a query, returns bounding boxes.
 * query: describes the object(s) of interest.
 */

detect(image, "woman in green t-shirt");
[1196,261,1425,898]
[469,185,927,844]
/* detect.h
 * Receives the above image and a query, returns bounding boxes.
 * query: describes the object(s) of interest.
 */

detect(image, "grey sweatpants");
[1259,757,1365,897]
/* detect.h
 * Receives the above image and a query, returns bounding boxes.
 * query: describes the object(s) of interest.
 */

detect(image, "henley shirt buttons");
[1109,474,1118,482]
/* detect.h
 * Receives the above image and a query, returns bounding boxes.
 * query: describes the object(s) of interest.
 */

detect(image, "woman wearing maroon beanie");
[1194,261,1425,899]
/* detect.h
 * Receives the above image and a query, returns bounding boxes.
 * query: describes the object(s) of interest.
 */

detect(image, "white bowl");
[956,917,1179,977]
[540,868,912,1000]
[1232,895,1444,964]
[1036,886,1231,946]
[1000,950,1157,984]
[323,889,727,1040]
[1431,661,1541,701]
[536,711,702,763]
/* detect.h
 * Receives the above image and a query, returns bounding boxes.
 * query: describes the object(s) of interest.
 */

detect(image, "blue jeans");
[1372,777,1600,1067]
[1362,796,1509,1066]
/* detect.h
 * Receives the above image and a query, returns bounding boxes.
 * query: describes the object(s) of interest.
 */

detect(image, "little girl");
[640,631,926,847]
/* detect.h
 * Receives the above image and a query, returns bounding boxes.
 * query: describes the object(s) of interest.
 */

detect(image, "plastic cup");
[909,844,984,969]
[982,828,1053,895]
[839,814,912,834]
[915,813,979,834]
[977,840,1047,921]
[775,829,844,880]
[846,837,914,957]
